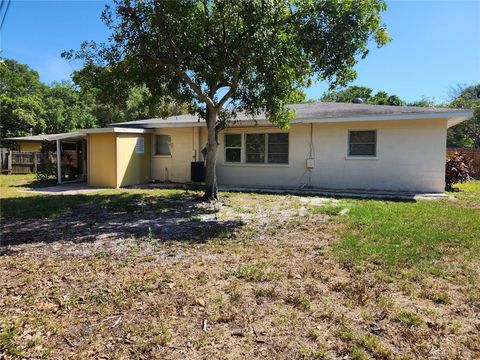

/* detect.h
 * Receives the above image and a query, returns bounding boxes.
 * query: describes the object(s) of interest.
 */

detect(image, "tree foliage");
[320,85,405,105]
[0,58,187,140]
[0,59,47,138]
[64,0,390,199]
[447,84,480,149]
[72,63,189,127]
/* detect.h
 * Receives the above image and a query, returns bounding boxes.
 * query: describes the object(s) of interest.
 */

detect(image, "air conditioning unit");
[306,158,315,169]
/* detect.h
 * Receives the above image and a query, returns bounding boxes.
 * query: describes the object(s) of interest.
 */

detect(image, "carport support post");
[56,139,62,184]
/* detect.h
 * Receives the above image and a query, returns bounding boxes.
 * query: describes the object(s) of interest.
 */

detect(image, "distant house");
[6,102,472,193]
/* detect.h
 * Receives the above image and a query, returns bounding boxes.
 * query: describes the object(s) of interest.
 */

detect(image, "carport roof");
[4,132,86,142]
[111,101,473,129]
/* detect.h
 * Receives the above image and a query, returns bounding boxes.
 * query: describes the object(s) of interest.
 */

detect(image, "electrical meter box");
[306,158,315,169]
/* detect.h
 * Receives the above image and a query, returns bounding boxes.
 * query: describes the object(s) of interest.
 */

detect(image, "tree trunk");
[203,107,219,201]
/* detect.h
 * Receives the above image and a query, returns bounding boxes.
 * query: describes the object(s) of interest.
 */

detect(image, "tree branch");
[174,68,215,108]
[216,64,240,109]
[142,51,215,108]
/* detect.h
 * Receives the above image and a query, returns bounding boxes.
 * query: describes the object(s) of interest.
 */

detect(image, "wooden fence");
[447,148,480,179]
[0,150,79,175]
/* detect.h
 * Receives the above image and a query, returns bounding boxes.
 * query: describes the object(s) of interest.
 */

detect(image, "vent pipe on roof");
[352,98,364,104]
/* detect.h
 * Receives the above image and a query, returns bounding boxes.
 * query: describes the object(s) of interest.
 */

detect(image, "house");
[6,102,472,193]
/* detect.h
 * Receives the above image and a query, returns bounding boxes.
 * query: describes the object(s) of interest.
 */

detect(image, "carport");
[3,132,87,182]
[49,132,87,184]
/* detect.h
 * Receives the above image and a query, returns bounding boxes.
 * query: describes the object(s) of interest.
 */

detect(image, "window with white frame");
[267,133,289,163]
[246,134,266,163]
[348,130,376,156]
[155,135,171,155]
[224,134,242,162]
[242,133,289,164]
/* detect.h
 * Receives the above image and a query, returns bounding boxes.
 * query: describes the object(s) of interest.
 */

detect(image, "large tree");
[72,63,190,127]
[0,58,186,141]
[0,59,47,138]
[64,0,389,200]
[42,81,98,134]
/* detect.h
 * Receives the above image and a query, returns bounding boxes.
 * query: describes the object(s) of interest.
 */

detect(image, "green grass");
[0,174,195,218]
[395,310,423,327]
[332,181,480,276]
[2,174,479,280]
[227,262,280,282]
[0,324,22,356]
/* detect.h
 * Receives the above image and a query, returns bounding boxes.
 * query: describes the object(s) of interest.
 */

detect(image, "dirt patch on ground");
[1,193,479,359]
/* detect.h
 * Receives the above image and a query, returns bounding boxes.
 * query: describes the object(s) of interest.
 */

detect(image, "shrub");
[36,156,56,181]
[445,152,473,191]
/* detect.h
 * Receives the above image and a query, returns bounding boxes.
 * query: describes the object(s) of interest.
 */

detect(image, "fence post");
[56,139,62,184]
[7,151,12,174]
[33,152,38,173]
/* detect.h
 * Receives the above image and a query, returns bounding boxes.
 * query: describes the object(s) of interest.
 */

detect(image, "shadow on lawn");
[10,179,57,189]
[1,192,243,248]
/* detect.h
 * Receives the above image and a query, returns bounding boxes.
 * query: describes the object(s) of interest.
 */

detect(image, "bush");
[36,160,56,181]
[36,152,57,181]
[445,152,473,191]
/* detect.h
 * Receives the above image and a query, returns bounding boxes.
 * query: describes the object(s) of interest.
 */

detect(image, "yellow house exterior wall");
[18,141,43,152]
[151,128,198,182]
[87,133,117,188]
[116,133,151,187]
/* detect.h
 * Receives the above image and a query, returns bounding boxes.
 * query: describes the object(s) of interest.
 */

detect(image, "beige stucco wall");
[116,133,151,187]
[18,141,43,152]
[87,133,117,188]
[216,119,447,192]
[151,128,199,182]
[147,118,447,192]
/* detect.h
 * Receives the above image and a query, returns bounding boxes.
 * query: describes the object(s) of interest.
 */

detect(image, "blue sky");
[2,0,479,103]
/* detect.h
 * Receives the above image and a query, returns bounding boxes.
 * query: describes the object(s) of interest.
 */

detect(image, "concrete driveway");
[21,183,105,195]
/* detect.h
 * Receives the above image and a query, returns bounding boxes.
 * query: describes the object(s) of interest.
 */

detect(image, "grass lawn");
[1,175,479,359]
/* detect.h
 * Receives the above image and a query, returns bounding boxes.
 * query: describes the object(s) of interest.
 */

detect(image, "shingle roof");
[111,101,472,128]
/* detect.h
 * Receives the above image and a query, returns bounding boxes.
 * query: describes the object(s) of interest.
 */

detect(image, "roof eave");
[112,110,473,129]
[79,127,154,134]
[294,110,473,124]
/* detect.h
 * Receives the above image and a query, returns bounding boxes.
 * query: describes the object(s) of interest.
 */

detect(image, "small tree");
[445,152,473,191]
[64,0,389,200]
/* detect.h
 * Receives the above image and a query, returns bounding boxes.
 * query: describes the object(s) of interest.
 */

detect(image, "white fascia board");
[141,122,205,128]
[447,116,472,128]
[79,127,153,134]
[293,111,473,124]
[48,132,86,141]
[108,111,473,130]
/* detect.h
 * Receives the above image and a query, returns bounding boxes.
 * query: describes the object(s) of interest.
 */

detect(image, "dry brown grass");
[1,177,479,359]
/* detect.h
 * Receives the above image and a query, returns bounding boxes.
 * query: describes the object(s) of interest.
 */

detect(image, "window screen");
[348,130,376,156]
[135,137,144,154]
[155,135,171,155]
[267,133,288,163]
[246,134,265,163]
[224,134,241,162]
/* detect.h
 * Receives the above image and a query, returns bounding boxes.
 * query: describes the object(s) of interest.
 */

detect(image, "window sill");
[153,155,172,158]
[345,156,377,160]
[222,162,290,168]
